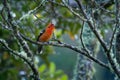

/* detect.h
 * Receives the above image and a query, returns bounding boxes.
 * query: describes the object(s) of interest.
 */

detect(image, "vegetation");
[0,0,120,80]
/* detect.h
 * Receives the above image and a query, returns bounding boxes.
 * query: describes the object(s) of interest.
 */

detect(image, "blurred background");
[0,0,116,80]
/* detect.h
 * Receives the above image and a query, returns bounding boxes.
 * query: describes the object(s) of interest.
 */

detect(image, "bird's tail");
[38,45,43,54]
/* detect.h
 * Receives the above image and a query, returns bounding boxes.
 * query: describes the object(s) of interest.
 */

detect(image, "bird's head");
[46,23,55,33]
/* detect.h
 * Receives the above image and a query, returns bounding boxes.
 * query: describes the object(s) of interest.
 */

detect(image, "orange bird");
[37,23,55,53]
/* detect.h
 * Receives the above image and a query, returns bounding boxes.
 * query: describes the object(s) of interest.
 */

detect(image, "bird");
[37,23,55,54]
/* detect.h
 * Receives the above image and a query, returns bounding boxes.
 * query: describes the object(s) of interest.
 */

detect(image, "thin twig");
[62,0,87,22]
[109,28,117,52]
[19,0,46,21]
[90,0,114,14]
[75,0,108,52]
[79,21,90,54]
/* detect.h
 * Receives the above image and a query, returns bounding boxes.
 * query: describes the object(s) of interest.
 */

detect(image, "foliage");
[0,0,120,80]
[39,62,68,80]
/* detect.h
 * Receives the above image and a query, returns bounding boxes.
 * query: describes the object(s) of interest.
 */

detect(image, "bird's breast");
[39,32,52,42]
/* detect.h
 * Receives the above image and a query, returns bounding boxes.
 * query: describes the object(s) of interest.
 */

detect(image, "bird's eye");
[48,26,51,28]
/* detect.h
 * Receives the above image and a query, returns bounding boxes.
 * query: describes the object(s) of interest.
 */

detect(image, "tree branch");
[20,33,110,70]
[75,0,120,78]
[2,0,33,58]
[0,39,40,80]
[1,0,40,80]
[105,0,120,78]
[75,0,108,52]
[116,5,120,64]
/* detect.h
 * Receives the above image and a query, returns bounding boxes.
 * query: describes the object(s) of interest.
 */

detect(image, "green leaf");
[49,62,56,74]
[54,70,64,77]
[38,64,47,73]
[61,74,68,80]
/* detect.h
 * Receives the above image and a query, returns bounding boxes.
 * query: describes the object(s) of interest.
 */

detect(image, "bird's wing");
[37,29,45,41]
